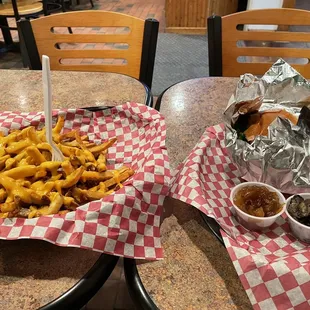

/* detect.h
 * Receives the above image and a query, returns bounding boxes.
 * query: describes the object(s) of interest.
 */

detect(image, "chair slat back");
[221,8,310,77]
[30,11,145,79]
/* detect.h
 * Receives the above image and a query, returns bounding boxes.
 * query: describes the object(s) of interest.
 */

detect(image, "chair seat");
[0,0,43,16]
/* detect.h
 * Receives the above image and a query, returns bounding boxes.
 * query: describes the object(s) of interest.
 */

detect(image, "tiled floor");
[86,258,136,310]
[0,0,165,69]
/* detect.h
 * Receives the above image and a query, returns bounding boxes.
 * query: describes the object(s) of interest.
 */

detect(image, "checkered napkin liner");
[0,102,171,260]
[169,123,310,309]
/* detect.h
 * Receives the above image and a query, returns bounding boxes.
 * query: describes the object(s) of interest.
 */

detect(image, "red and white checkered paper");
[170,124,310,310]
[0,103,171,260]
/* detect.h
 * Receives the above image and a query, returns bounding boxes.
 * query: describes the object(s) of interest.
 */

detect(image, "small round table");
[125,77,253,310]
[0,69,149,310]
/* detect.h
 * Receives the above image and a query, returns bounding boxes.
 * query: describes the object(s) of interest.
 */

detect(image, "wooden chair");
[208,8,310,78]
[18,11,159,90]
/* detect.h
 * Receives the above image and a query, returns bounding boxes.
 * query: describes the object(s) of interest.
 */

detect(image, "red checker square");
[120,218,129,230]
[126,231,136,244]
[238,224,248,235]
[259,266,278,282]
[213,208,222,218]
[86,126,94,133]
[153,226,160,237]
[87,201,102,212]
[94,237,107,252]
[0,226,12,237]
[265,231,279,239]
[238,256,255,273]
[19,225,35,237]
[134,245,145,258]
[111,204,123,216]
[250,240,264,249]
[61,221,75,233]
[252,283,271,303]
[44,227,61,242]
[154,206,162,217]
[226,247,237,261]
[154,174,164,185]
[144,236,155,247]
[208,157,215,165]
[125,139,133,146]
[107,227,120,240]
[239,274,250,290]
[282,244,297,254]
[124,151,132,158]
[300,283,310,300]
[284,257,300,270]
[155,247,163,258]
[215,164,225,173]
[75,209,87,221]
[36,216,53,227]
[294,301,310,310]
[194,196,207,206]
[279,273,299,291]
[84,222,98,235]
[66,112,76,121]
[114,241,125,255]
[97,214,110,226]
[146,215,154,226]
[265,240,280,252]
[69,232,83,245]
[129,208,140,221]
[14,218,27,226]
[137,222,146,234]
[150,193,160,205]
[272,293,293,310]
[81,116,91,124]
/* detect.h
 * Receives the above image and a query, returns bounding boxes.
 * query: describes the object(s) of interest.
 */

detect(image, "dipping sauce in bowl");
[230,182,286,231]
[286,194,310,243]
[233,185,283,217]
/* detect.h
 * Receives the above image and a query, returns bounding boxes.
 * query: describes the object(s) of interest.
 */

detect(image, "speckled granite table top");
[0,70,147,112]
[137,77,253,309]
[0,69,147,309]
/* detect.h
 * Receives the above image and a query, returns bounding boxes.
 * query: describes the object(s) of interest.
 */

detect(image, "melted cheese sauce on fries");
[0,116,134,219]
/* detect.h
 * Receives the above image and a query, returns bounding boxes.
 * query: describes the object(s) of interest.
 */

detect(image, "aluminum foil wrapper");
[225,58,310,194]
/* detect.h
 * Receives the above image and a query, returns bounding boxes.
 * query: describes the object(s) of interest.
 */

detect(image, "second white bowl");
[286,194,310,244]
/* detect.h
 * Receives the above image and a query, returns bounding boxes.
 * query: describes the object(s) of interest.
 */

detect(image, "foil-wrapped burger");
[224,59,310,194]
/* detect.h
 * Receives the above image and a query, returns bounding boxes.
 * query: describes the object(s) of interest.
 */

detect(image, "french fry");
[0,115,134,218]
[61,160,74,176]
[46,192,63,215]
[0,148,6,157]
[80,171,113,182]
[59,144,81,157]
[0,188,7,202]
[6,139,32,154]
[0,175,32,204]
[4,158,15,170]
[61,166,84,189]
[3,165,38,179]
[26,146,46,164]
[0,155,11,170]
[52,116,65,135]
[0,202,16,213]
[89,138,117,155]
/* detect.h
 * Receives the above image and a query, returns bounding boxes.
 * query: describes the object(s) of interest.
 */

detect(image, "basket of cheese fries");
[0,104,170,260]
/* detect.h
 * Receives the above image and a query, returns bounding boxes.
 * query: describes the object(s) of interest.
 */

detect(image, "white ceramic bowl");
[230,182,286,231]
[286,194,310,243]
